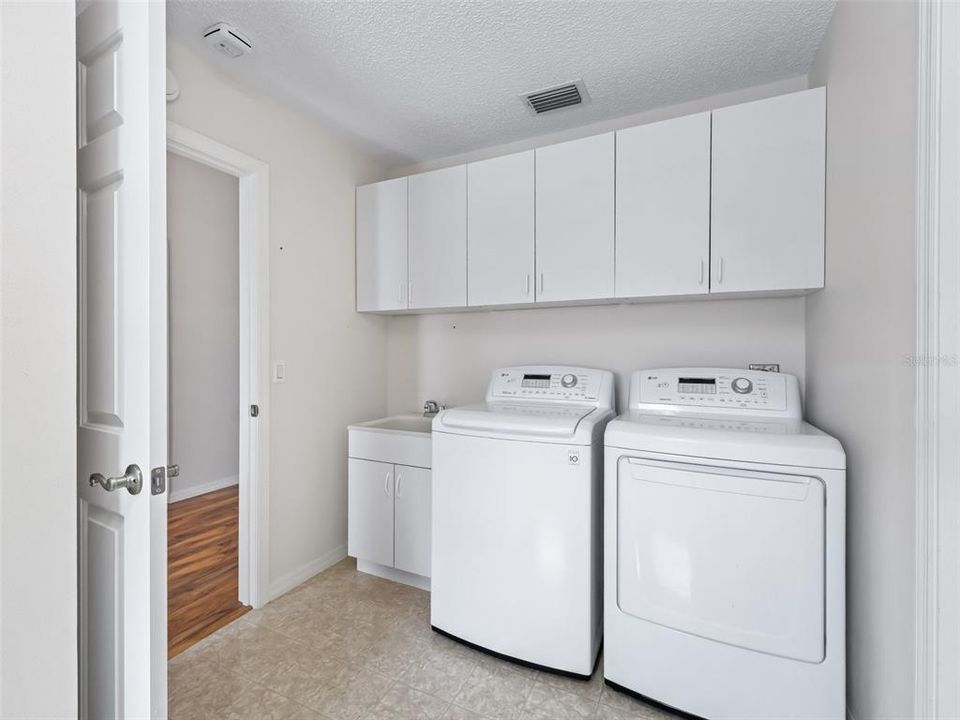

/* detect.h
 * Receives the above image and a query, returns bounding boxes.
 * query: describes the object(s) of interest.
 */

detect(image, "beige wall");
[386,79,813,415]
[806,3,919,718]
[0,2,78,717]
[167,152,240,501]
[167,40,390,595]
[387,299,806,415]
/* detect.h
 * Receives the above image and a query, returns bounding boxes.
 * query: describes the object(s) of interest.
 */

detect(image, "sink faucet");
[423,400,443,417]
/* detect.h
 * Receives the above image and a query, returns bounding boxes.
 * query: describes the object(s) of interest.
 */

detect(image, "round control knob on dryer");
[561,374,578,388]
[732,377,754,394]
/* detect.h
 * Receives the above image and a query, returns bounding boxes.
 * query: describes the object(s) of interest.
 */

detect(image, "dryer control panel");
[487,365,615,408]
[631,368,801,418]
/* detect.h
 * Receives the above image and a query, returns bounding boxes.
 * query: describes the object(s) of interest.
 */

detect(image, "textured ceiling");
[167,1,835,165]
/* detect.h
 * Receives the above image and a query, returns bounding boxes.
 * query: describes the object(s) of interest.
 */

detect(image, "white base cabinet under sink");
[347,415,432,589]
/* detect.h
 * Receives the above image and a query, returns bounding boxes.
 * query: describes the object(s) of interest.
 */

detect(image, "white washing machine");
[604,368,845,720]
[431,365,615,677]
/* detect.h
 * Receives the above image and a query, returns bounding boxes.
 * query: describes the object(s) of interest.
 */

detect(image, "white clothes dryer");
[604,368,845,719]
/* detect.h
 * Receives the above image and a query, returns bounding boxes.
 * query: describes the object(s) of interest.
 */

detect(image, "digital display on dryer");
[678,377,717,394]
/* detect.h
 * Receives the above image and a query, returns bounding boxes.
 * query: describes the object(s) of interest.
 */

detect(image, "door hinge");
[250,404,260,417]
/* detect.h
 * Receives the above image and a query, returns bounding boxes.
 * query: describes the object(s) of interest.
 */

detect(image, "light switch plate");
[273,361,287,383]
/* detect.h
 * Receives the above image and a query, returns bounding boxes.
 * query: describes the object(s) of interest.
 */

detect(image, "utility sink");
[358,414,434,435]
[348,413,433,468]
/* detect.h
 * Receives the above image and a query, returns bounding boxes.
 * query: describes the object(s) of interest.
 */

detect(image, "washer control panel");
[488,366,612,406]
[634,368,799,417]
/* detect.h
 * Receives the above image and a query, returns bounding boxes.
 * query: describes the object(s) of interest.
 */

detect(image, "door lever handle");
[90,464,143,495]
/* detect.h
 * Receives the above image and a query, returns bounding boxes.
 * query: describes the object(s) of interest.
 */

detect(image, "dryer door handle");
[625,458,814,500]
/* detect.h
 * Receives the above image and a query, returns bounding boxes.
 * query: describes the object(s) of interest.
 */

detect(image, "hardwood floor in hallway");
[168,485,249,658]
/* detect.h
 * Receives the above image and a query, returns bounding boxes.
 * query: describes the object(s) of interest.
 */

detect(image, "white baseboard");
[357,559,431,591]
[268,544,347,601]
[168,474,239,503]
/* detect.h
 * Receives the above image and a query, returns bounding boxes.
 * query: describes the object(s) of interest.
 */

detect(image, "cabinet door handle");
[525,273,531,297]
[538,272,544,296]
[398,282,404,303]
[717,257,723,284]
[384,472,391,497]
[408,282,413,305]
[699,259,704,286]
[396,473,403,499]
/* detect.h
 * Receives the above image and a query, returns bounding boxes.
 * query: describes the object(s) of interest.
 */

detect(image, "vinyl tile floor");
[169,557,678,720]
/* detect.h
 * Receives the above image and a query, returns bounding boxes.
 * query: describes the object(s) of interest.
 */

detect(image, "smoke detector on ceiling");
[203,23,253,59]
[521,80,590,115]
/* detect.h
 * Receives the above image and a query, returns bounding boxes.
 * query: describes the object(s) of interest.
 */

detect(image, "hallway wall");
[167,152,240,502]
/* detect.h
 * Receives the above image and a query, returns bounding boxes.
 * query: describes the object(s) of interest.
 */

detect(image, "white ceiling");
[167,1,835,166]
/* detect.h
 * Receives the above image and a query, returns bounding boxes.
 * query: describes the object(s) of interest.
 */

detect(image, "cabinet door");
[535,133,615,302]
[616,113,711,298]
[408,165,467,310]
[711,88,825,293]
[348,458,395,567]
[467,151,535,307]
[394,465,431,578]
[356,178,408,311]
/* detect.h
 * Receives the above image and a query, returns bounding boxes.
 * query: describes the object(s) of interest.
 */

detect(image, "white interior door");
[77,1,167,718]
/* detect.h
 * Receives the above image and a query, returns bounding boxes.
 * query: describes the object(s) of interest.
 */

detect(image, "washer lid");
[436,402,599,441]
[605,411,845,470]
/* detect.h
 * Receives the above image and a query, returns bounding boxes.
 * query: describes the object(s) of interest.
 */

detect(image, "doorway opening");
[166,151,246,656]
[165,123,271,658]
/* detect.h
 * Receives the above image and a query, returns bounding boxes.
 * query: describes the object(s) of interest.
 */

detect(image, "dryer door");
[617,456,825,662]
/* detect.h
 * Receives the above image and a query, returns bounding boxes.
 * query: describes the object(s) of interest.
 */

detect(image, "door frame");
[915,2,960,717]
[166,122,271,609]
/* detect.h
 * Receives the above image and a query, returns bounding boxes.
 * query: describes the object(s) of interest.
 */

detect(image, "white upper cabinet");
[356,177,408,312]
[354,88,826,314]
[408,165,467,310]
[711,87,826,294]
[616,112,711,298]
[467,151,535,307]
[535,133,615,302]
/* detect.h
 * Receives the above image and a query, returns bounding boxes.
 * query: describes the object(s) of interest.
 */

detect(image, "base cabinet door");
[394,465,431,577]
[348,458,395,567]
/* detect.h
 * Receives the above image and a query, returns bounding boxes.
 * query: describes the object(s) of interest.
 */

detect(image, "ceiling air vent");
[521,80,590,115]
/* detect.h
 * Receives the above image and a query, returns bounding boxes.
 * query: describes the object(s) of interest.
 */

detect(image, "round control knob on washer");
[732,377,754,394]
[561,373,578,388]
